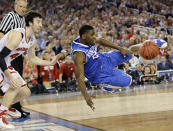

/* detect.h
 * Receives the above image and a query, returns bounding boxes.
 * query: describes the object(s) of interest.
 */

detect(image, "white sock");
[0,105,8,111]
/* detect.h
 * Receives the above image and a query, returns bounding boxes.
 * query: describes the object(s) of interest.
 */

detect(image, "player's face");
[85,30,96,45]
[15,0,27,16]
[32,17,42,34]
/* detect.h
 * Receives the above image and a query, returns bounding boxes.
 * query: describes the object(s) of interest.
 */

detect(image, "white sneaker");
[0,110,15,129]
[6,107,21,118]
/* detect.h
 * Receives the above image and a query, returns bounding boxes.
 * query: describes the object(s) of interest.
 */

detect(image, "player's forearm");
[77,78,88,97]
[129,44,142,52]
[97,38,122,50]
[75,68,87,97]
[29,56,51,66]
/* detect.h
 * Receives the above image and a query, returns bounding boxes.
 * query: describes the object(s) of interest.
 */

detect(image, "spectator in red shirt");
[59,55,76,91]
[167,17,172,26]
[127,28,134,40]
[59,55,75,83]
[40,51,59,92]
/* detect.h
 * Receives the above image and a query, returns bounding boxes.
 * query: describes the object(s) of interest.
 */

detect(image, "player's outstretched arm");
[129,43,142,53]
[96,38,133,55]
[73,51,95,111]
[27,40,65,66]
[28,46,65,65]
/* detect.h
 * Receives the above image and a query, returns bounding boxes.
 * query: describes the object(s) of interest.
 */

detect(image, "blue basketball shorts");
[100,68,132,87]
[92,51,132,87]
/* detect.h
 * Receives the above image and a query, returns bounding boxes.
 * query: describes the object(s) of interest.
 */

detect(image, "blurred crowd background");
[0,0,173,94]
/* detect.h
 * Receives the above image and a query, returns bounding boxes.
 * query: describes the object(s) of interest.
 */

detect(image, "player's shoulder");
[8,30,22,36]
[8,30,22,40]
[72,38,88,54]
[72,36,89,48]
[72,43,88,51]
[9,28,25,37]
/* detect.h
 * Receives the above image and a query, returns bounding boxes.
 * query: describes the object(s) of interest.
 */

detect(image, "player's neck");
[79,38,88,46]
[25,26,33,40]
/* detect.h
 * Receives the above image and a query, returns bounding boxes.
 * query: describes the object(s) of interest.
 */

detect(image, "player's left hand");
[119,47,133,56]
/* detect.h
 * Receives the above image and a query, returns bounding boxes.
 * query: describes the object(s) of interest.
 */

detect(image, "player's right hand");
[9,77,23,89]
[84,95,95,111]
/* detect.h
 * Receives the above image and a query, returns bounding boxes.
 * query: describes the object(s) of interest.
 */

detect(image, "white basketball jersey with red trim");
[0,28,34,66]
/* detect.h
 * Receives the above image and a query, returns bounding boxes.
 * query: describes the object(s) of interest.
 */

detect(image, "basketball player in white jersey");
[0,11,65,129]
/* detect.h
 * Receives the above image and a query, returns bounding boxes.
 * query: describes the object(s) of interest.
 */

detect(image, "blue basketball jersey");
[71,36,101,82]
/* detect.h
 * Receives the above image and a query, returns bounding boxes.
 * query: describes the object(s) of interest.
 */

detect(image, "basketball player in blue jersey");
[71,25,133,110]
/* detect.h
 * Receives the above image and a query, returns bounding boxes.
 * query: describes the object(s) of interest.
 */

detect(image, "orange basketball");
[139,41,160,60]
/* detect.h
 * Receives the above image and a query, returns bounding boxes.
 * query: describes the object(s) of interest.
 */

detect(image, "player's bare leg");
[12,86,31,104]
[2,87,20,108]
[1,87,25,119]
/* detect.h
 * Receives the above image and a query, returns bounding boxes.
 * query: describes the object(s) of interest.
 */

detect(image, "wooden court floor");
[23,83,173,131]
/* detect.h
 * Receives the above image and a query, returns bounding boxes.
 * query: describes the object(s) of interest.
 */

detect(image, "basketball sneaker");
[0,104,21,118]
[11,102,30,118]
[17,108,30,118]
[6,107,21,118]
[0,110,15,129]
[101,87,121,94]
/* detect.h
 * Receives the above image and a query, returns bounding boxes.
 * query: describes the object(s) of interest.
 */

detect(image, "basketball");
[139,41,160,60]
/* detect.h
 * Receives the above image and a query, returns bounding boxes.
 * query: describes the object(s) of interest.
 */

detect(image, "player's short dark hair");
[79,25,94,37]
[25,11,43,26]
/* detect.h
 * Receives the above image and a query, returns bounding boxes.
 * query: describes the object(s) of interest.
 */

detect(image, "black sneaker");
[19,108,30,118]
[11,103,30,118]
